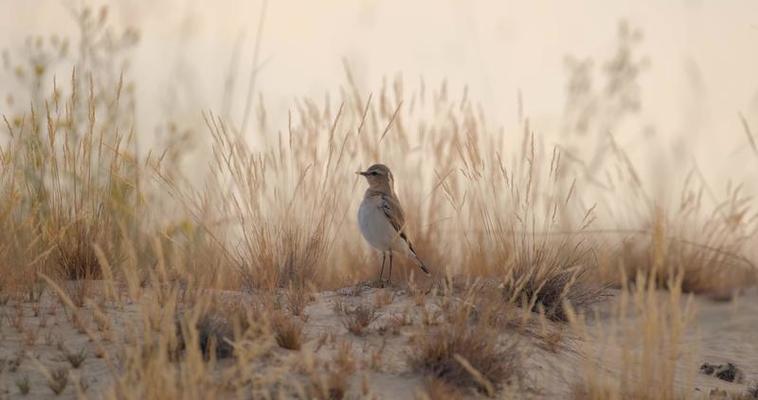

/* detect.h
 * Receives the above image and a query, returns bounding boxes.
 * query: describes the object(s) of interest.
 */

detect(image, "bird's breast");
[358,199,394,251]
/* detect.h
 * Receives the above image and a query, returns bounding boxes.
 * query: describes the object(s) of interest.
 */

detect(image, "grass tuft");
[409,304,524,394]
[342,304,378,336]
[47,367,69,395]
[271,312,303,350]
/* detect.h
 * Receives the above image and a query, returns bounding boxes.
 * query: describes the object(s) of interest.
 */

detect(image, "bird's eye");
[371,172,379,176]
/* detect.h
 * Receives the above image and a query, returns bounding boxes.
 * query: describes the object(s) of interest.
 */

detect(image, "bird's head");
[356,163,394,190]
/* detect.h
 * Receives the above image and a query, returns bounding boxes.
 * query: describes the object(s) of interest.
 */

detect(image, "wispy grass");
[568,271,696,400]
[0,10,755,400]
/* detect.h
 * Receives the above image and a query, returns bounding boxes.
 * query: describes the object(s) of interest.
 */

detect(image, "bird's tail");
[416,260,431,275]
[407,244,431,275]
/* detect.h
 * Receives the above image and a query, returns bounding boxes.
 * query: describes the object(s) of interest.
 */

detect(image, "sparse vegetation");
[271,312,303,350]
[568,272,696,400]
[60,345,88,369]
[47,367,69,395]
[342,304,379,336]
[15,375,30,395]
[0,5,755,399]
[410,318,523,395]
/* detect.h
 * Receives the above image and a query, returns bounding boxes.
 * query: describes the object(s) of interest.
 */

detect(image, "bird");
[356,164,430,284]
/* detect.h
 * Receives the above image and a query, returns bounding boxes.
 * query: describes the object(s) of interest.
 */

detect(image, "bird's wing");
[379,193,406,237]
[379,193,430,274]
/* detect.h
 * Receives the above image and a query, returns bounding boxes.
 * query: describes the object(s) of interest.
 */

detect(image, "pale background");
[1,0,757,188]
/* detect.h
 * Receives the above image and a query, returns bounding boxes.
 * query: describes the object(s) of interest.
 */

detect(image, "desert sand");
[1,282,756,399]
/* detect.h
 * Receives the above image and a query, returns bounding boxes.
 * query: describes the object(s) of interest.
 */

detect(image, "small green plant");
[48,367,69,395]
[15,375,31,395]
[61,345,87,369]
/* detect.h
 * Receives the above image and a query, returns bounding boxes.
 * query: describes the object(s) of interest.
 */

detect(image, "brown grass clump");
[271,312,303,350]
[501,237,611,322]
[192,311,237,359]
[409,303,524,395]
[55,221,104,281]
[59,345,88,369]
[610,203,757,298]
[342,304,379,336]
[283,282,312,318]
[15,375,31,395]
[47,367,70,395]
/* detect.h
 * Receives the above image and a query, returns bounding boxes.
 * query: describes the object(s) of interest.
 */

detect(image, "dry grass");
[410,325,522,395]
[58,345,88,369]
[0,10,755,399]
[47,367,69,395]
[15,375,31,395]
[568,272,696,400]
[271,312,303,350]
[342,304,379,336]
[409,301,525,395]
[500,237,611,322]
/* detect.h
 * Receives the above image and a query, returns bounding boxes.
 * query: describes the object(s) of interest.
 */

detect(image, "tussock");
[410,322,523,394]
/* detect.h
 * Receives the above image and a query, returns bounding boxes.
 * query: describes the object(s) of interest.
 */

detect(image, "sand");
[0,283,756,399]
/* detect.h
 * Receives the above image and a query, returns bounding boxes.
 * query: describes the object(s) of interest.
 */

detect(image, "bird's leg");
[388,252,393,284]
[378,252,386,284]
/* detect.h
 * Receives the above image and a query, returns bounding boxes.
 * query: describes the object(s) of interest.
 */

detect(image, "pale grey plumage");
[356,164,430,282]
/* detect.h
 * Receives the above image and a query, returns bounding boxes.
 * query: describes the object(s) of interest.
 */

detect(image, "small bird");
[356,164,430,284]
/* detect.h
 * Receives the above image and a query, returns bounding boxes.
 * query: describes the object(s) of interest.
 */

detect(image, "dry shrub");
[15,375,31,395]
[176,296,259,360]
[342,304,378,336]
[55,221,104,281]
[610,203,757,298]
[592,136,758,298]
[235,219,327,291]
[439,127,612,321]
[1,70,143,296]
[47,367,70,395]
[501,237,610,322]
[160,113,348,292]
[193,311,236,360]
[271,312,303,350]
[58,344,88,369]
[283,282,312,318]
[409,302,524,395]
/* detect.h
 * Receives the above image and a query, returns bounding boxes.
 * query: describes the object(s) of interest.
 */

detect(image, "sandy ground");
[0,283,756,399]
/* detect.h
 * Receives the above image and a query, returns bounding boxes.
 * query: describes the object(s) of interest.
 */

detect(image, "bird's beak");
[356,170,368,176]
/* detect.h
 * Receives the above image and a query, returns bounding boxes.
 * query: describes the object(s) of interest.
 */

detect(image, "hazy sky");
[2,0,757,183]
